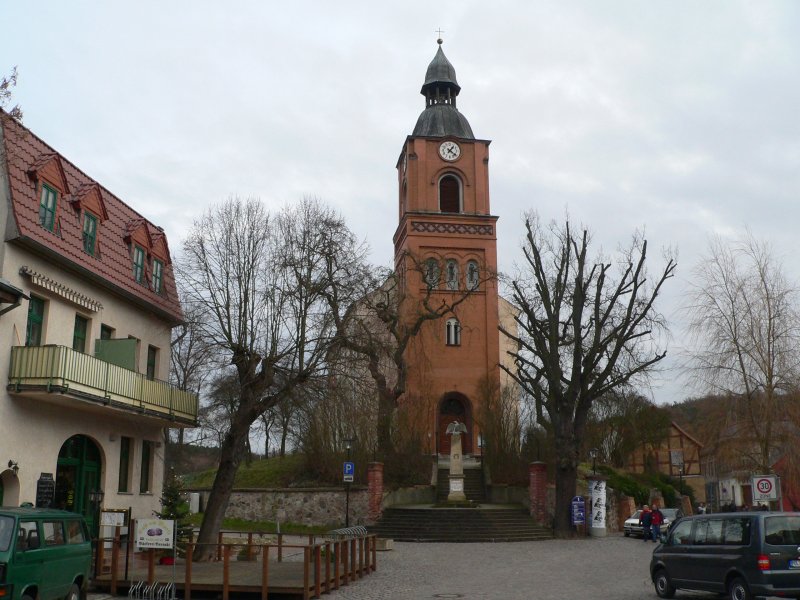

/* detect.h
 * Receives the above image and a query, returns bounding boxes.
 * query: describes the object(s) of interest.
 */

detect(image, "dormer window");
[83,212,98,256]
[39,183,58,231]
[439,174,461,213]
[133,246,146,284]
[152,259,164,294]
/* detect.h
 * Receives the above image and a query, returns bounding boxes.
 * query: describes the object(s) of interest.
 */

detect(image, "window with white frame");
[467,260,480,290]
[446,318,461,346]
[445,259,459,290]
[425,258,440,289]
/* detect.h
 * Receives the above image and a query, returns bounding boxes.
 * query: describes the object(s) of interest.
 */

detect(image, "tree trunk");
[192,424,248,561]
[280,429,287,457]
[376,390,395,459]
[553,427,579,537]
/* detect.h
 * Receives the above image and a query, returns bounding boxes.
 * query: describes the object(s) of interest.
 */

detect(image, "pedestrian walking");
[650,502,665,542]
[638,504,652,542]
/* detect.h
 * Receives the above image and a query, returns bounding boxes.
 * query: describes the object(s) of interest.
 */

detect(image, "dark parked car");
[650,511,800,600]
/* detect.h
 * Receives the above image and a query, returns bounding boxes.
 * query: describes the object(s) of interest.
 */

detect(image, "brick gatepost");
[367,462,384,523]
[529,462,547,524]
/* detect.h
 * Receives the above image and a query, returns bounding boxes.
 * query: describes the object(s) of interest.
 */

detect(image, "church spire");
[412,42,474,139]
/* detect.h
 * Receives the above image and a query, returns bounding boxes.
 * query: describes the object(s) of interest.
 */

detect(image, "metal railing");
[9,345,198,423]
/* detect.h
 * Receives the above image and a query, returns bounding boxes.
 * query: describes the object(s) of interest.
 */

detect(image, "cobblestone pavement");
[322,534,717,600]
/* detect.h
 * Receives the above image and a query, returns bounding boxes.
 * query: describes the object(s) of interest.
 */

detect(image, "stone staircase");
[369,505,553,542]
[436,467,486,503]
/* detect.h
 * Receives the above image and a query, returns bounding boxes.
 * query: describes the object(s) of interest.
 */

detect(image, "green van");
[0,508,91,600]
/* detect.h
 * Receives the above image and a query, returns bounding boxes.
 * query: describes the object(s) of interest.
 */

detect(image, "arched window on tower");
[439,174,461,213]
[446,318,461,346]
[467,260,480,290]
[445,259,459,290]
[425,258,440,289]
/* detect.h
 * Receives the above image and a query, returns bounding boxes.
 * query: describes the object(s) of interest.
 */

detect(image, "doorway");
[437,393,472,455]
[55,435,102,534]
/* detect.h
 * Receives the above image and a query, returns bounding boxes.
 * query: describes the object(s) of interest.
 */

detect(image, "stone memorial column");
[446,421,467,502]
[587,475,607,538]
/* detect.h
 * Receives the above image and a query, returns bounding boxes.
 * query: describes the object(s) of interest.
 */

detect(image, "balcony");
[8,345,198,426]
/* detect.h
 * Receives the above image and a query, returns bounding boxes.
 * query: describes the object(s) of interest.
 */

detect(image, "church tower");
[394,41,500,458]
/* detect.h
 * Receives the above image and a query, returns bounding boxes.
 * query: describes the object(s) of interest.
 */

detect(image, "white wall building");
[0,110,197,533]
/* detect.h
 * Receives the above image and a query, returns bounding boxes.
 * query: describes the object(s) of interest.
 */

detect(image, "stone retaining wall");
[190,487,369,528]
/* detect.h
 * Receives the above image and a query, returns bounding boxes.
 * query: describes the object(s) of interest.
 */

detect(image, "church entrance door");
[438,394,472,455]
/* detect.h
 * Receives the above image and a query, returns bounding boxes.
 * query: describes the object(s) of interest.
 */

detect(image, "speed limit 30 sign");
[752,475,778,501]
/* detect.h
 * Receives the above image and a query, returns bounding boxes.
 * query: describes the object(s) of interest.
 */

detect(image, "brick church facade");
[394,42,509,460]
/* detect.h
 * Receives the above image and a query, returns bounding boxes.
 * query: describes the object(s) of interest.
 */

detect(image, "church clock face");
[439,140,461,161]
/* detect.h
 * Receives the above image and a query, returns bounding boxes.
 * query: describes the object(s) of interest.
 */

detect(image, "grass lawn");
[183,454,309,488]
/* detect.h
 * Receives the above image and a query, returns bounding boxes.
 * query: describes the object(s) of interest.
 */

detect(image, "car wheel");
[22,594,35,600]
[654,568,676,599]
[728,577,751,600]
[65,584,80,600]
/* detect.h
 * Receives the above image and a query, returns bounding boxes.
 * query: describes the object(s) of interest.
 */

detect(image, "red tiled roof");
[1,112,183,323]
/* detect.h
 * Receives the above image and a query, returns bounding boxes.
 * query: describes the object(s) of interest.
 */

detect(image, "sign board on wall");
[35,473,55,508]
[751,475,778,502]
[135,519,175,550]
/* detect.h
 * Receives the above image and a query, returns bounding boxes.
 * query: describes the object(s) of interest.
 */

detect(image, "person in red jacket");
[650,502,665,542]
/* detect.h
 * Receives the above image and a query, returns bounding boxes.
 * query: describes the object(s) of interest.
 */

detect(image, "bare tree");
[178,197,364,560]
[170,302,216,445]
[584,389,671,469]
[326,251,493,459]
[0,67,23,121]
[501,215,675,536]
[685,234,800,472]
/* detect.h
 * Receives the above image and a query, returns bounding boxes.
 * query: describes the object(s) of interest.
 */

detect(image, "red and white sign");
[752,476,778,502]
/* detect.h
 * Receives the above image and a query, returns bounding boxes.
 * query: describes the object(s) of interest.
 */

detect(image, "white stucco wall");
[0,242,178,520]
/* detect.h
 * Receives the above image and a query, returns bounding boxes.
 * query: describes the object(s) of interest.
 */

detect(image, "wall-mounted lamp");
[7,460,19,476]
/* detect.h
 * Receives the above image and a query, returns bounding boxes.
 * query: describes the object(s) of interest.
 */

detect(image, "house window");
[73,315,89,353]
[26,296,45,346]
[446,318,461,346]
[140,440,154,493]
[152,259,164,294]
[132,246,146,284]
[82,212,98,256]
[39,183,58,231]
[118,436,132,493]
[424,258,440,289]
[439,174,461,213]
[467,261,480,290]
[445,260,459,290]
[100,324,114,340]
[146,345,158,380]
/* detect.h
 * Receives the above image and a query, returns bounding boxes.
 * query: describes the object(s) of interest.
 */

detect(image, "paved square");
[323,534,713,600]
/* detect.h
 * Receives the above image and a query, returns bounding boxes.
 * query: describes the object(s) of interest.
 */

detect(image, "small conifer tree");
[156,471,192,557]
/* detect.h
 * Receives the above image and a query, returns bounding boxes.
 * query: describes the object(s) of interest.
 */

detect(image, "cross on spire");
[436,28,444,44]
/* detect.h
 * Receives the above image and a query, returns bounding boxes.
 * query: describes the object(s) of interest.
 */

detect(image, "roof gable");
[69,183,109,220]
[27,152,71,194]
[1,113,183,324]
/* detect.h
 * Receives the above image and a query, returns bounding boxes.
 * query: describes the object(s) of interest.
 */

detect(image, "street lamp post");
[344,437,356,528]
[589,448,599,475]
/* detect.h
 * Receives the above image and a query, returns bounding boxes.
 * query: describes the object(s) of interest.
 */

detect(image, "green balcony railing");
[8,345,198,424]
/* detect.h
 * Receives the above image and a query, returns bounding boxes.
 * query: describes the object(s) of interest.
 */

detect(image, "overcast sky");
[3,1,799,405]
